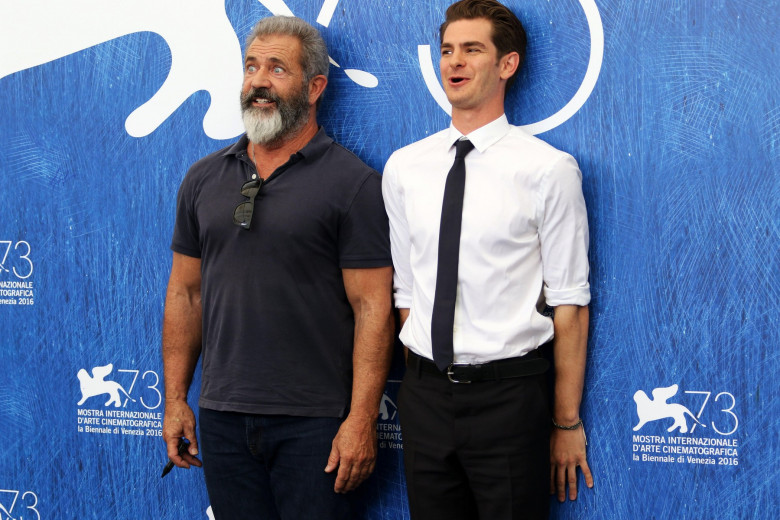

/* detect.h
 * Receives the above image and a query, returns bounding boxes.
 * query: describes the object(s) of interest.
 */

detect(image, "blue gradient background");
[0,0,778,518]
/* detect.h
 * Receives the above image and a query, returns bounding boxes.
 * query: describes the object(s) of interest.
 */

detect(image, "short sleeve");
[338,172,392,268]
[170,169,202,258]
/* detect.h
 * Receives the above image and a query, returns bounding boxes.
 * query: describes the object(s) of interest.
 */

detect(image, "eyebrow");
[441,40,488,49]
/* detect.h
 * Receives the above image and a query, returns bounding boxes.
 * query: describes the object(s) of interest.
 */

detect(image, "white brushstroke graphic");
[0,0,378,139]
[0,0,244,139]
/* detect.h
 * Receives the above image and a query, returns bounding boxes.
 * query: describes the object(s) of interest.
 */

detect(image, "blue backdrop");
[0,1,777,518]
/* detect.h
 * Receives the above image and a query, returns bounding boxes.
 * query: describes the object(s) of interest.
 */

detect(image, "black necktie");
[431,139,475,371]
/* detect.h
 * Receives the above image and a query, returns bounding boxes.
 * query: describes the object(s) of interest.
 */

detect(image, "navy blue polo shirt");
[171,129,391,417]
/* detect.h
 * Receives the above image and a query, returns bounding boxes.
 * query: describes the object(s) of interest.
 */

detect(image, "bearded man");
[160,16,394,520]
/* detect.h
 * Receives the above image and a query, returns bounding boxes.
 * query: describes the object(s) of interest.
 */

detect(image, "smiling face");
[240,34,313,145]
[440,18,519,127]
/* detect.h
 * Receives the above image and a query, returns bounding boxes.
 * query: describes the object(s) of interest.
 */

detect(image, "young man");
[162,16,394,519]
[382,1,594,518]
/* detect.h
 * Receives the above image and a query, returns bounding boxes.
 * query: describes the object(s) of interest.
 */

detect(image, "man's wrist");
[552,417,583,430]
[346,409,379,423]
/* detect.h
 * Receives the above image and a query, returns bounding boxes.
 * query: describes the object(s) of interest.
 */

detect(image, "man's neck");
[451,104,505,136]
[250,117,319,179]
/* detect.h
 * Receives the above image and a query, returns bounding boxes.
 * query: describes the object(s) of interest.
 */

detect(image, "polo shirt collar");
[297,126,333,160]
[446,114,510,154]
[222,127,333,162]
[223,133,250,158]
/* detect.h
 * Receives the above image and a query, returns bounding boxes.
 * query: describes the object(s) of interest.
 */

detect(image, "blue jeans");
[199,408,351,520]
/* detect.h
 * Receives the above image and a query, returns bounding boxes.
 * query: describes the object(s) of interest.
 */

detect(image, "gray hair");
[245,16,330,83]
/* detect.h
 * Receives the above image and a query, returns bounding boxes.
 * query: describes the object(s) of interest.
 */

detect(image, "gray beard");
[240,86,310,146]
[242,108,284,145]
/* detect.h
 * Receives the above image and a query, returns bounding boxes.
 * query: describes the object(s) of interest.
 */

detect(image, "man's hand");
[324,414,378,493]
[162,398,202,469]
[550,425,593,501]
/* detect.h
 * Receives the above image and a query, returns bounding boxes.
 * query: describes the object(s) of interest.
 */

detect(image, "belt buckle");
[446,363,472,384]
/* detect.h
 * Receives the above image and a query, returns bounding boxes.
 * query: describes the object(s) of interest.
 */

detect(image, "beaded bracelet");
[552,418,583,430]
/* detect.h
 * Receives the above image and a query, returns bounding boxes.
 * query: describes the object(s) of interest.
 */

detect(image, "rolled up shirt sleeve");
[382,153,414,309]
[539,153,591,307]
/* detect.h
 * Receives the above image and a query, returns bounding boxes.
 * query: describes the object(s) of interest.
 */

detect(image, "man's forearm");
[552,305,589,424]
[349,300,394,418]
[341,267,395,418]
[162,287,203,401]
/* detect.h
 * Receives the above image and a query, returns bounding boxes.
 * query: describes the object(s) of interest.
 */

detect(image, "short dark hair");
[440,0,527,90]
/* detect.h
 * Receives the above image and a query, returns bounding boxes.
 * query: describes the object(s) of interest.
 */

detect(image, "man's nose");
[449,49,466,68]
[250,68,272,88]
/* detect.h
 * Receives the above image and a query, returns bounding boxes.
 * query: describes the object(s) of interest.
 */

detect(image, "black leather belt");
[407,349,549,384]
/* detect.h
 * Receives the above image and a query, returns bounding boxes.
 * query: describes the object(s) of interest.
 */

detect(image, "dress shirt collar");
[445,114,511,154]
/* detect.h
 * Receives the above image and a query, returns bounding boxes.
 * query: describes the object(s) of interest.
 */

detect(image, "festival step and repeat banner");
[1,1,777,518]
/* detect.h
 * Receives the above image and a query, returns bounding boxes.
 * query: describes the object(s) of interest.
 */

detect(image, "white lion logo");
[633,384,704,434]
[77,363,135,408]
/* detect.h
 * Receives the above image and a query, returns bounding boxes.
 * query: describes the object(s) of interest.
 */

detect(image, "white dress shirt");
[382,114,590,363]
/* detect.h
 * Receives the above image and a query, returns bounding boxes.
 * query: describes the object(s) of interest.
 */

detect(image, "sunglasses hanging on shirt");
[233,176,263,230]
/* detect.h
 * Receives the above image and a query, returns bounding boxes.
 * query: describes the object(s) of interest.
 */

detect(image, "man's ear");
[499,51,520,80]
[308,75,328,106]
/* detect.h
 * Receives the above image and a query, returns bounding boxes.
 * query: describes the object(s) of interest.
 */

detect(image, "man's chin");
[244,106,277,119]
[244,125,280,145]
[246,129,283,146]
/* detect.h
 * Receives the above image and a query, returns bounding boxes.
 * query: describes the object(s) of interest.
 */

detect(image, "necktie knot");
[455,139,475,158]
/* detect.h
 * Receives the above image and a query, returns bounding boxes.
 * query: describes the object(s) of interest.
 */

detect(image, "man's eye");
[273,66,284,74]
[246,65,257,73]
[441,50,452,56]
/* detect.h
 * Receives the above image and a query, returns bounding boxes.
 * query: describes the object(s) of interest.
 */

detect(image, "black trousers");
[399,354,550,520]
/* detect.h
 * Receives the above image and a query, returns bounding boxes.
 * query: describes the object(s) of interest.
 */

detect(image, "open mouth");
[449,76,468,85]
[242,88,280,111]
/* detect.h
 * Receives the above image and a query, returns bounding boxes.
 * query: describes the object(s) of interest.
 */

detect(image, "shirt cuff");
[393,292,412,308]
[544,285,591,307]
